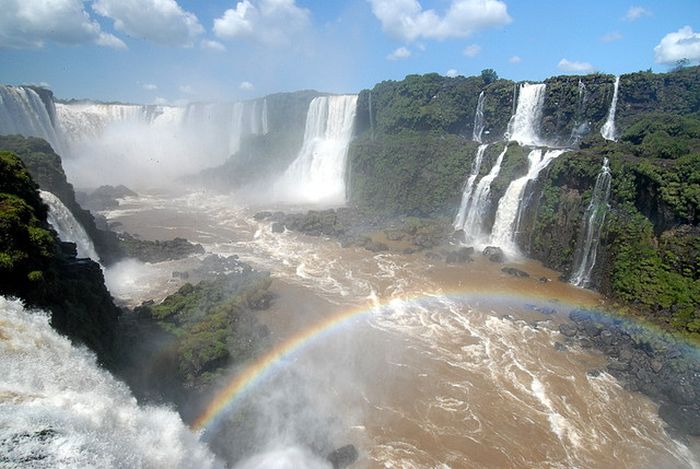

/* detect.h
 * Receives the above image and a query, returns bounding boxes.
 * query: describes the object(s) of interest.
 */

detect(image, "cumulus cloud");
[239,81,255,91]
[508,55,522,64]
[557,58,596,74]
[387,46,412,60]
[446,69,458,77]
[93,0,203,47]
[213,0,311,46]
[654,26,700,65]
[201,39,227,51]
[179,84,194,94]
[142,83,158,91]
[368,0,511,42]
[463,44,481,57]
[0,0,124,49]
[624,6,651,21]
[601,31,623,43]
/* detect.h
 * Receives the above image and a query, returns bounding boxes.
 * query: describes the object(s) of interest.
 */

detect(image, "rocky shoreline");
[559,309,700,436]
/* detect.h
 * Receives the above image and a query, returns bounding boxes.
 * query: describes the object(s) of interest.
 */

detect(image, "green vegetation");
[0,135,124,264]
[0,151,120,363]
[135,273,272,387]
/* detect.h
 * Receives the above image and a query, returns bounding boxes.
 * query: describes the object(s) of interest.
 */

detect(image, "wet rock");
[445,247,473,264]
[253,211,272,221]
[271,222,285,233]
[327,444,359,469]
[554,341,567,352]
[538,276,551,283]
[607,359,630,372]
[482,246,504,262]
[559,323,578,337]
[365,241,388,252]
[501,267,529,277]
[424,251,441,262]
[384,230,404,241]
[402,247,416,255]
[658,405,700,436]
[651,359,664,373]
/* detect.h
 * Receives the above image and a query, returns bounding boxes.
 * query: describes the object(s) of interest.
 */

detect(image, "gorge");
[0,65,699,468]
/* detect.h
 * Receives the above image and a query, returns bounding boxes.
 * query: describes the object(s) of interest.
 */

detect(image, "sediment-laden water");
[102,190,700,468]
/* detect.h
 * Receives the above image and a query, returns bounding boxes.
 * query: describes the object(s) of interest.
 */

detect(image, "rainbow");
[190,286,695,432]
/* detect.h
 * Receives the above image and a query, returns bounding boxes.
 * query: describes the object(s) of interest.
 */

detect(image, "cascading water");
[490,149,566,255]
[472,91,486,143]
[274,95,358,205]
[0,296,219,468]
[570,158,612,287]
[569,80,590,145]
[40,190,100,261]
[506,83,547,146]
[459,145,509,241]
[600,76,620,141]
[453,144,488,230]
[0,85,65,154]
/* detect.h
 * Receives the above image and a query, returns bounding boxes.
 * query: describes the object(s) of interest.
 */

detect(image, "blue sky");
[0,0,698,103]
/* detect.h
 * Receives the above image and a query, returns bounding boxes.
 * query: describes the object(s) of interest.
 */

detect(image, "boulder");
[327,444,359,469]
[501,267,529,277]
[271,222,285,233]
[445,247,474,264]
[559,323,578,338]
[482,246,504,262]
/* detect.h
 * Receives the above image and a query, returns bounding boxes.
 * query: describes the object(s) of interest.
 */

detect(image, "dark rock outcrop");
[118,232,205,263]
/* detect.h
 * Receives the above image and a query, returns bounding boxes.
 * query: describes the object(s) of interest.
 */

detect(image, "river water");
[103,190,699,468]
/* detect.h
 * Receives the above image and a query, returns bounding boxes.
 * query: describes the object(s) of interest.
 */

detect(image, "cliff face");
[348,66,700,336]
[0,135,124,264]
[0,150,120,364]
[198,90,324,189]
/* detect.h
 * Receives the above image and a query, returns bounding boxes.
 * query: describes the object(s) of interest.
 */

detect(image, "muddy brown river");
[104,190,699,468]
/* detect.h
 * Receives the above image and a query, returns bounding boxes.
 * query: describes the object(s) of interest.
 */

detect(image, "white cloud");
[557,58,596,74]
[179,84,194,94]
[368,0,511,42]
[508,55,522,64]
[153,97,169,105]
[387,46,412,60]
[624,6,651,21]
[463,44,481,57]
[201,39,227,51]
[93,0,203,47]
[142,83,158,91]
[0,0,124,49]
[654,26,700,65]
[213,0,311,46]
[446,69,458,78]
[239,81,255,91]
[601,31,623,43]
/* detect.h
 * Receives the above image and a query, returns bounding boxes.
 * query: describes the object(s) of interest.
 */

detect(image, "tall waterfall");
[0,85,65,153]
[40,190,100,261]
[0,296,218,468]
[490,149,566,254]
[570,158,612,287]
[600,76,620,141]
[275,95,358,205]
[506,83,547,146]
[459,145,509,241]
[472,91,486,143]
[453,144,488,230]
[53,99,268,187]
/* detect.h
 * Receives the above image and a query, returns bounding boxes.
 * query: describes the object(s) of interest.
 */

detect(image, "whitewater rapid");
[99,191,700,468]
[0,296,220,468]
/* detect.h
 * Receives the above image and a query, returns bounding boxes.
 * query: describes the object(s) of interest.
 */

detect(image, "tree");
[672,58,690,72]
[480,69,498,84]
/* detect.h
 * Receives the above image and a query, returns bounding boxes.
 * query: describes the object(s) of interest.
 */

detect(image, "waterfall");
[275,95,358,205]
[0,85,65,153]
[454,144,488,230]
[506,83,547,146]
[570,158,612,287]
[261,98,269,135]
[472,91,486,143]
[0,296,218,468]
[40,190,100,261]
[600,76,620,141]
[460,145,509,241]
[490,149,566,254]
[569,80,590,145]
